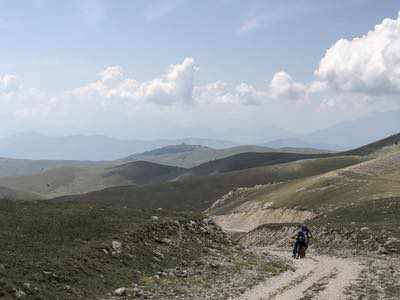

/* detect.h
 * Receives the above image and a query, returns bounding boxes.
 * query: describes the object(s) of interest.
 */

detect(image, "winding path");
[236,249,362,300]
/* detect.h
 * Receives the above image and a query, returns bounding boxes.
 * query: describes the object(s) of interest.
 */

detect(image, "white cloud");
[269,71,306,100]
[316,12,400,95]
[74,57,197,106]
[99,66,124,83]
[0,74,20,93]
[194,81,266,105]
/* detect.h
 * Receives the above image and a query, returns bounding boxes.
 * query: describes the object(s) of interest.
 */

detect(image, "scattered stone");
[132,287,143,296]
[23,283,31,289]
[114,287,127,296]
[14,289,26,299]
[161,238,172,245]
[112,241,122,255]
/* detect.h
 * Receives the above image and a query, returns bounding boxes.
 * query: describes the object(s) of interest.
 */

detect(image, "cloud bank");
[1,12,400,137]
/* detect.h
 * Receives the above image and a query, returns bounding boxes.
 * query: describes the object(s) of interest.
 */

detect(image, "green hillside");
[0,161,184,198]
[0,186,43,201]
[53,156,361,211]
[182,152,328,177]
[0,157,102,178]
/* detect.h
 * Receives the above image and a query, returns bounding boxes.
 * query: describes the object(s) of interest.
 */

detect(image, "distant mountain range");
[0,109,398,160]
[265,109,400,151]
[0,133,238,160]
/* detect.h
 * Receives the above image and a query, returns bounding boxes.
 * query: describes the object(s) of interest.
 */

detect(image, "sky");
[0,0,400,140]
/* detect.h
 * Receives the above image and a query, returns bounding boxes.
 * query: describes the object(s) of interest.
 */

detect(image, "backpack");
[297,230,305,242]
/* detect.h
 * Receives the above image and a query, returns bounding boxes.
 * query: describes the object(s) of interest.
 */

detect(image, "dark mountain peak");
[139,144,212,157]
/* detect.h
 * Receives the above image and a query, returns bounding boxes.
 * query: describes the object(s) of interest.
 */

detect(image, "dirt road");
[235,249,362,300]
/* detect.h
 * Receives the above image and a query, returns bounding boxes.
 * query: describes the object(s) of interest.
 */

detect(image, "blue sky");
[0,1,399,140]
[1,0,398,91]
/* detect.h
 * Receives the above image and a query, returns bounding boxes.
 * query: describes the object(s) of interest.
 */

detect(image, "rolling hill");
[181,152,328,178]
[0,161,185,198]
[51,133,400,227]
[53,155,361,211]
[123,143,329,168]
[0,157,102,178]
[0,144,330,198]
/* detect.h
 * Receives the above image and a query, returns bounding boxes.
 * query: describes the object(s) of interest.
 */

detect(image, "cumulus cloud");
[75,57,197,105]
[269,71,307,100]
[194,81,266,105]
[316,12,400,95]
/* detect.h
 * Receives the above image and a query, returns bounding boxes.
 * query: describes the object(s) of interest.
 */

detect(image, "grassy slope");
[0,157,102,178]
[0,186,43,201]
[183,152,328,177]
[53,156,362,212]
[0,161,185,198]
[343,133,400,156]
[214,138,400,252]
[211,134,400,215]
[0,150,334,199]
[0,201,285,299]
[104,161,185,185]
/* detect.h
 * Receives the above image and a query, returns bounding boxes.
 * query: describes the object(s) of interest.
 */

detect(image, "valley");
[0,133,399,299]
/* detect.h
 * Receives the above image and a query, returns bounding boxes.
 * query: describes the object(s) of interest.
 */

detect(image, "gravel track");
[235,249,361,300]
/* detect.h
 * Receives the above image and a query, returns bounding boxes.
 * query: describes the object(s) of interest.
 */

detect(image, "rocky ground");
[106,249,286,299]
[235,222,400,299]
[236,249,362,300]
[0,201,288,299]
[347,254,400,299]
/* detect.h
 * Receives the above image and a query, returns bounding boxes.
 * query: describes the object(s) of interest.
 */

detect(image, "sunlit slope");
[212,139,400,252]
[211,134,400,215]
